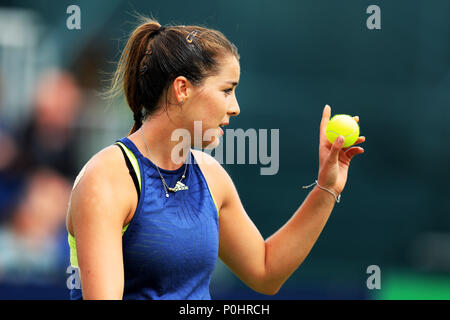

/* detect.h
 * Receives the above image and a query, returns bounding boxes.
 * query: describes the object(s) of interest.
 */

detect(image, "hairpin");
[139,65,148,75]
[186,30,198,43]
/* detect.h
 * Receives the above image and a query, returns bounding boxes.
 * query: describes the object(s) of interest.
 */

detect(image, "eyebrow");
[226,81,239,86]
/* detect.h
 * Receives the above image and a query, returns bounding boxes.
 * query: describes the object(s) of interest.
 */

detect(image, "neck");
[128,111,191,171]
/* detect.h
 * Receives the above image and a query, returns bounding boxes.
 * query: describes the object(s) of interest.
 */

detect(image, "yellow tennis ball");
[326,114,360,148]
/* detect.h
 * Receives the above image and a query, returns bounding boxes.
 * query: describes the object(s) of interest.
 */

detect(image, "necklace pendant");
[168,181,189,193]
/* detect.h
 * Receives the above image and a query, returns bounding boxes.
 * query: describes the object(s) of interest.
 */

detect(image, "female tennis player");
[66,18,365,300]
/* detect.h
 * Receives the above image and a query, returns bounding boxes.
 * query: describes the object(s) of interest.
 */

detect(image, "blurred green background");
[0,0,449,299]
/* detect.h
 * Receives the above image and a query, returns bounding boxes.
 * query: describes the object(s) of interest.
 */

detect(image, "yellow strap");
[68,224,129,268]
[207,185,220,218]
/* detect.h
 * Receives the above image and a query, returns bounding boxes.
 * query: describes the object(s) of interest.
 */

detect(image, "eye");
[224,88,233,95]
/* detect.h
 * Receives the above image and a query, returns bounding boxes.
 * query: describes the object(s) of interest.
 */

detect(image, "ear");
[172,76,191,104]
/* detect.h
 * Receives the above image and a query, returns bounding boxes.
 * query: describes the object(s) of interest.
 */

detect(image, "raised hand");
[317,105,366,196]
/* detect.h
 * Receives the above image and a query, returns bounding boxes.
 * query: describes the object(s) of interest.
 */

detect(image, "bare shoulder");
[74,144,132,192]
[67,144,137,235]
[191,149,229,180]
[191,149,236,211]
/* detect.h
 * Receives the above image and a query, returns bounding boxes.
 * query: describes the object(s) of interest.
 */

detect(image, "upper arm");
[192,150,267,292]
[68,146,135,299]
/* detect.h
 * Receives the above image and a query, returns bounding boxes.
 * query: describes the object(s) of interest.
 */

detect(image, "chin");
[202,135,221,150]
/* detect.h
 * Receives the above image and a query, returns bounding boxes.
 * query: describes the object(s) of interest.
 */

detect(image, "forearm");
[262,185,336,293]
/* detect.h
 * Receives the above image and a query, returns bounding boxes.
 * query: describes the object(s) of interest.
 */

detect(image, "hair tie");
[151,26,165,38]
[133,111,143,123]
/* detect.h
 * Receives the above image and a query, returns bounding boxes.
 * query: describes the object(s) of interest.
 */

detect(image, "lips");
[218,121,228,135]
[218,123,228,135]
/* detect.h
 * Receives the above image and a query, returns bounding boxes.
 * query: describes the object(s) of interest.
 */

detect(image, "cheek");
[211,93,228,116]
[197,93,227,121]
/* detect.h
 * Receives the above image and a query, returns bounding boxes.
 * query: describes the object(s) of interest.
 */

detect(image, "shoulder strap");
[115,142,141,201]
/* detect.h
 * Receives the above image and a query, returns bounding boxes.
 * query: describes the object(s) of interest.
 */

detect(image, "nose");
[228,95,240,117]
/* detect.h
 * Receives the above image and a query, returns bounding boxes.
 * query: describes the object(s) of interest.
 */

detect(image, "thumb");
[328,135,344,163]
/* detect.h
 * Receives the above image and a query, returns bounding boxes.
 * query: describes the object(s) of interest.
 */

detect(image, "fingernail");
[337,136,344,144]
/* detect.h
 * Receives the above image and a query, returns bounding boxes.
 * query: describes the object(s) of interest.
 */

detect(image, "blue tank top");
[70,137,219,300]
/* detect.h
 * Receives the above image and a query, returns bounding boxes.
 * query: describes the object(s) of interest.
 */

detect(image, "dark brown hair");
[109,17,239,134]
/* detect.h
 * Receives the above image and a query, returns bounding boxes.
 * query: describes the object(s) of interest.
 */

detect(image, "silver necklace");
[140,128,189,198]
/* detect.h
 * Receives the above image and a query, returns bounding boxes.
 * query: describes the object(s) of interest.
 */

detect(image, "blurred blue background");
[0,0,449,299]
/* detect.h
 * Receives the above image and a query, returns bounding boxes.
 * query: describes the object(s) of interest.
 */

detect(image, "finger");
[328,135,345,163]
[344,146,365,161]
[320,104,331,142]
[352,136,365,146]
[353,116,359,123]
[343,136,366,150]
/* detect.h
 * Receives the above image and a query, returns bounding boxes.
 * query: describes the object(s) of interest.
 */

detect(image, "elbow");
[260,287,280,296]
[250,276,282,296]
[241,259,286,296]
[254,284,281,296]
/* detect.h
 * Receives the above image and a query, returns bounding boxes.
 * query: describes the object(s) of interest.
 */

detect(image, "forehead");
[209,54,240,83]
